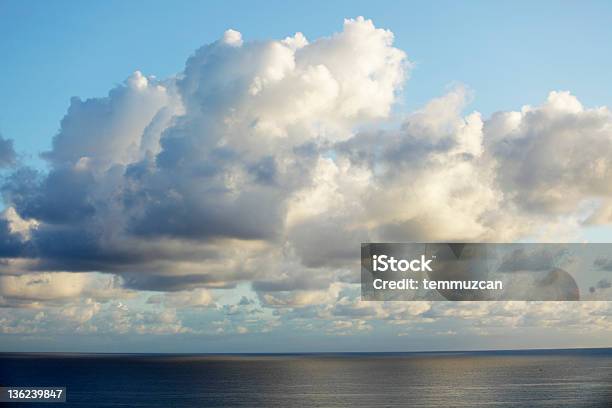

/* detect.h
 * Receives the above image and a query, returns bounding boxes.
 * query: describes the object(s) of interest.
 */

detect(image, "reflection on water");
[1,349,611,407]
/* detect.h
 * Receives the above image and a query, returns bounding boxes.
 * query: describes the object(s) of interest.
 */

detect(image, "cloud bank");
[1,17,611,343]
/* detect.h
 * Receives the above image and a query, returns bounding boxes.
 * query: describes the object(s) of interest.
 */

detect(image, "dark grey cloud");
[0,218,28,257]
[122,273,236,292]
[596,279,611,289]
[3,167,95,224]
[238,296,254,306]
[0,135,16,167]
[594,257,612,271]
[288,216,368,268]
[498,248,568,272]
[252,273,331,292]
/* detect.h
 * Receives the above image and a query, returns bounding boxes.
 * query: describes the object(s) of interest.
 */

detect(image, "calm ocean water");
[1,349,610,407]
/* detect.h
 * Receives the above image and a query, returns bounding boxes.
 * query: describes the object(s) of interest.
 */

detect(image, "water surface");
[1,349,610,407]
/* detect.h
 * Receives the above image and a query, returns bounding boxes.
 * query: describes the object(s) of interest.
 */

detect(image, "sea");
[0,349,611,407]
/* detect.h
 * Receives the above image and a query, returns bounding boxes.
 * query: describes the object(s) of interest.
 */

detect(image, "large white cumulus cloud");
[0,17,408,294]
[0,16,611,320]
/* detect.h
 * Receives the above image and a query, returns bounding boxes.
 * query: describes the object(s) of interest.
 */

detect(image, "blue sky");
[2,0,612,163]
[1,1,612,352]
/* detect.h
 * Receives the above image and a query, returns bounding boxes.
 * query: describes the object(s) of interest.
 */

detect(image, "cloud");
[0,17,409,294]
[0,272,90,302]
[0,17,611,343]
[146,288,214,308]
[0,271,134,309]
[330,86,502,243]
[0,135,16,167]
[60,299,101,324]
[260,284,343,308]
[594,257,612,271]
[485,91,612,219]
[42,71,180,170]
[498,248,568,272]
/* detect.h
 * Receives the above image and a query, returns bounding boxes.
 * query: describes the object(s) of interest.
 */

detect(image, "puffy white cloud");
[147,288,214,308]
[260,283,344,308]
[485,91,612,220]
[60,299,101,324]
[0,272,89,301]
[43,71,181,171]
[0,72,181,250]
[222,29,243,47]
[0,271,134,309]
[4,207,38,239]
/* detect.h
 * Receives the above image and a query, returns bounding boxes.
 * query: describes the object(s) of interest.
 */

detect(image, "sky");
[0,1,611,352]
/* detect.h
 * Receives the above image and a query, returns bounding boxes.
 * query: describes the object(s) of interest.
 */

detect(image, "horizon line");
[2,346,611,356]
